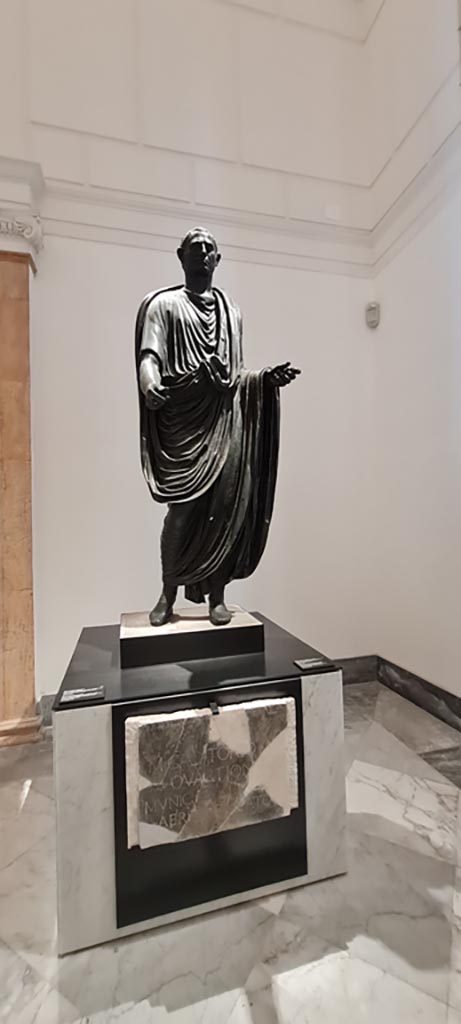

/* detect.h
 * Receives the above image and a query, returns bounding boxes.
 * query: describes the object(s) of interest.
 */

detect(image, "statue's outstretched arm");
[266,362,301,388]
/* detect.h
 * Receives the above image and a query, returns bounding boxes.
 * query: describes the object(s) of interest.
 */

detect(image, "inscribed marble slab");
[125,698,298,848]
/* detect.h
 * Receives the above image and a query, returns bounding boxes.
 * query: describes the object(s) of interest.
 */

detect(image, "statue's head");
[177,227,221,287]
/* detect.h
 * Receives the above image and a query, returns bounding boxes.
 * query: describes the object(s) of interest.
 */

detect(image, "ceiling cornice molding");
[40,188,372,277]
[215,0,388,45]
[370,124,461,274]
[4,124,460,279]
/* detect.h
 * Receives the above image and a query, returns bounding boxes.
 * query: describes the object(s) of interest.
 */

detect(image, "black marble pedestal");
[53,612,334,711]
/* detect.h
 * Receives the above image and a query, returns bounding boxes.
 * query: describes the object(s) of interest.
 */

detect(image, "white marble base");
[120,605,260,640]
[53,670,346,955]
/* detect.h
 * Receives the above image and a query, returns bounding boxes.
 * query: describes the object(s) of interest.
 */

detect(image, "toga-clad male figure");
[135,228,300,627]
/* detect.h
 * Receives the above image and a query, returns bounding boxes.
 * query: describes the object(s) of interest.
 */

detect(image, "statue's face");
[178,231,221,279]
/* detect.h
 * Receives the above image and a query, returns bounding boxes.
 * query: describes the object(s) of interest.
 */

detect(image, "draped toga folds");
[135,285,280,603]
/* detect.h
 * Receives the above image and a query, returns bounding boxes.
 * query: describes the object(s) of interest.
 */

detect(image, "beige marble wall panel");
[0,253,40,744]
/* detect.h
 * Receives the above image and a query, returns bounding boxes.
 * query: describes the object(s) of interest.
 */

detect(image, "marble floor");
[2,681,461,1023]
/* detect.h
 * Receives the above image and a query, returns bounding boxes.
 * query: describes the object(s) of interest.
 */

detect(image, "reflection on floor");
[1,681,461,1022]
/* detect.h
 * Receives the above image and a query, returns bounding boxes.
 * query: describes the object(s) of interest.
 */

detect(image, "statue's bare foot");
[209,601,232,627]
[149,589,176,627]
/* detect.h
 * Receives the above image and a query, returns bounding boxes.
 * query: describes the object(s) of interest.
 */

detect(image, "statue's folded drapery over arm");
[135,228,300,626]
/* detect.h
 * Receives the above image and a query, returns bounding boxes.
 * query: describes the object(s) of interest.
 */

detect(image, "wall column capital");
[0,156,45,266]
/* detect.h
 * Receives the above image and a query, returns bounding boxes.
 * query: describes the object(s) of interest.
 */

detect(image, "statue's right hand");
[145,383,170,410]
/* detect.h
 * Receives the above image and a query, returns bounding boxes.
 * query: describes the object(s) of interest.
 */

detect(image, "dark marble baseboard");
[421,746,461,787]
[37,694,55,728]
[334,656,378,685]
[377,658,461,733]
[336,653,461,737]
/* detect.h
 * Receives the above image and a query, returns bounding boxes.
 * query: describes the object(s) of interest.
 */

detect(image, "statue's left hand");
[267,362,301,388]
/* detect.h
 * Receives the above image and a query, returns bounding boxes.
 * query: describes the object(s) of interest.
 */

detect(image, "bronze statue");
[135,228,300,627]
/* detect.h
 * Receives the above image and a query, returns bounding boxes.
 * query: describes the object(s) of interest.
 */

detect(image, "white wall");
[5,0,460,698]
[367,0,461,230]
[2,0,460,249]
[30,235,376,697]
[374,188,461,696]
[0,0,369,229]
[365,0,461,695]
